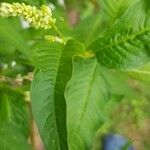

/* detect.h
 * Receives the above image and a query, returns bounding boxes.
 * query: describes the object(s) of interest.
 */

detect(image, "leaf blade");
[89,0,150,69]
[0,87,31,150]
[31,40,85,149]
[65,56,110,150]
[0,18,30,58]
[100,0,136,27]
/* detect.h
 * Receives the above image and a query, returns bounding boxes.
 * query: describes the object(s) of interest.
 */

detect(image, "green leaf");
[65,56,110,150]
[0,18,30,58]
[0,86,30,137]
[0,122,31,150]
[102,69,138,98]
[89,0,150,69]
[127,62,150,82]
[100,0,136,27]
[0,86,31,149]
[31,40,85,149]
[144,0,150,10]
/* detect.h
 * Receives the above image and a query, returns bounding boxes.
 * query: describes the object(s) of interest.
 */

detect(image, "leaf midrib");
[78,61,97,127]
[72,60,98,142]
[53,46,64,149]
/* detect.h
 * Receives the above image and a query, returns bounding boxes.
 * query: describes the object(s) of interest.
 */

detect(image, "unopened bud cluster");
[0,2,55,29]
[45,35,64,44]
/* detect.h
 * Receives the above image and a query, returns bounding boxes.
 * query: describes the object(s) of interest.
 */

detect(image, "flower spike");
[0,2,56,29]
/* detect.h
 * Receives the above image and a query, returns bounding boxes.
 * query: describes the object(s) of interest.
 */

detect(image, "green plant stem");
[52,25,66,44]
[26,101,35,150]
[52,25,63,38]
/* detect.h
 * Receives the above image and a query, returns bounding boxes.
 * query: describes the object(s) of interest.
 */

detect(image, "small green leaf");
[65,56,110,150]
[0,18,30,58]
[89,0,150,69]
[0,122,31,150]
[31,40,84,149]
[0,86,31,149]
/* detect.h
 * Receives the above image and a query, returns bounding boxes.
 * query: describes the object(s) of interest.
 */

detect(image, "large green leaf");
[65,56,110,150]
[31,40,84,149]
[89,0,150,69]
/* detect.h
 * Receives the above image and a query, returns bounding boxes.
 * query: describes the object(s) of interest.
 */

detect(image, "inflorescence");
[45,35,65,44]
[0,2,56,29]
